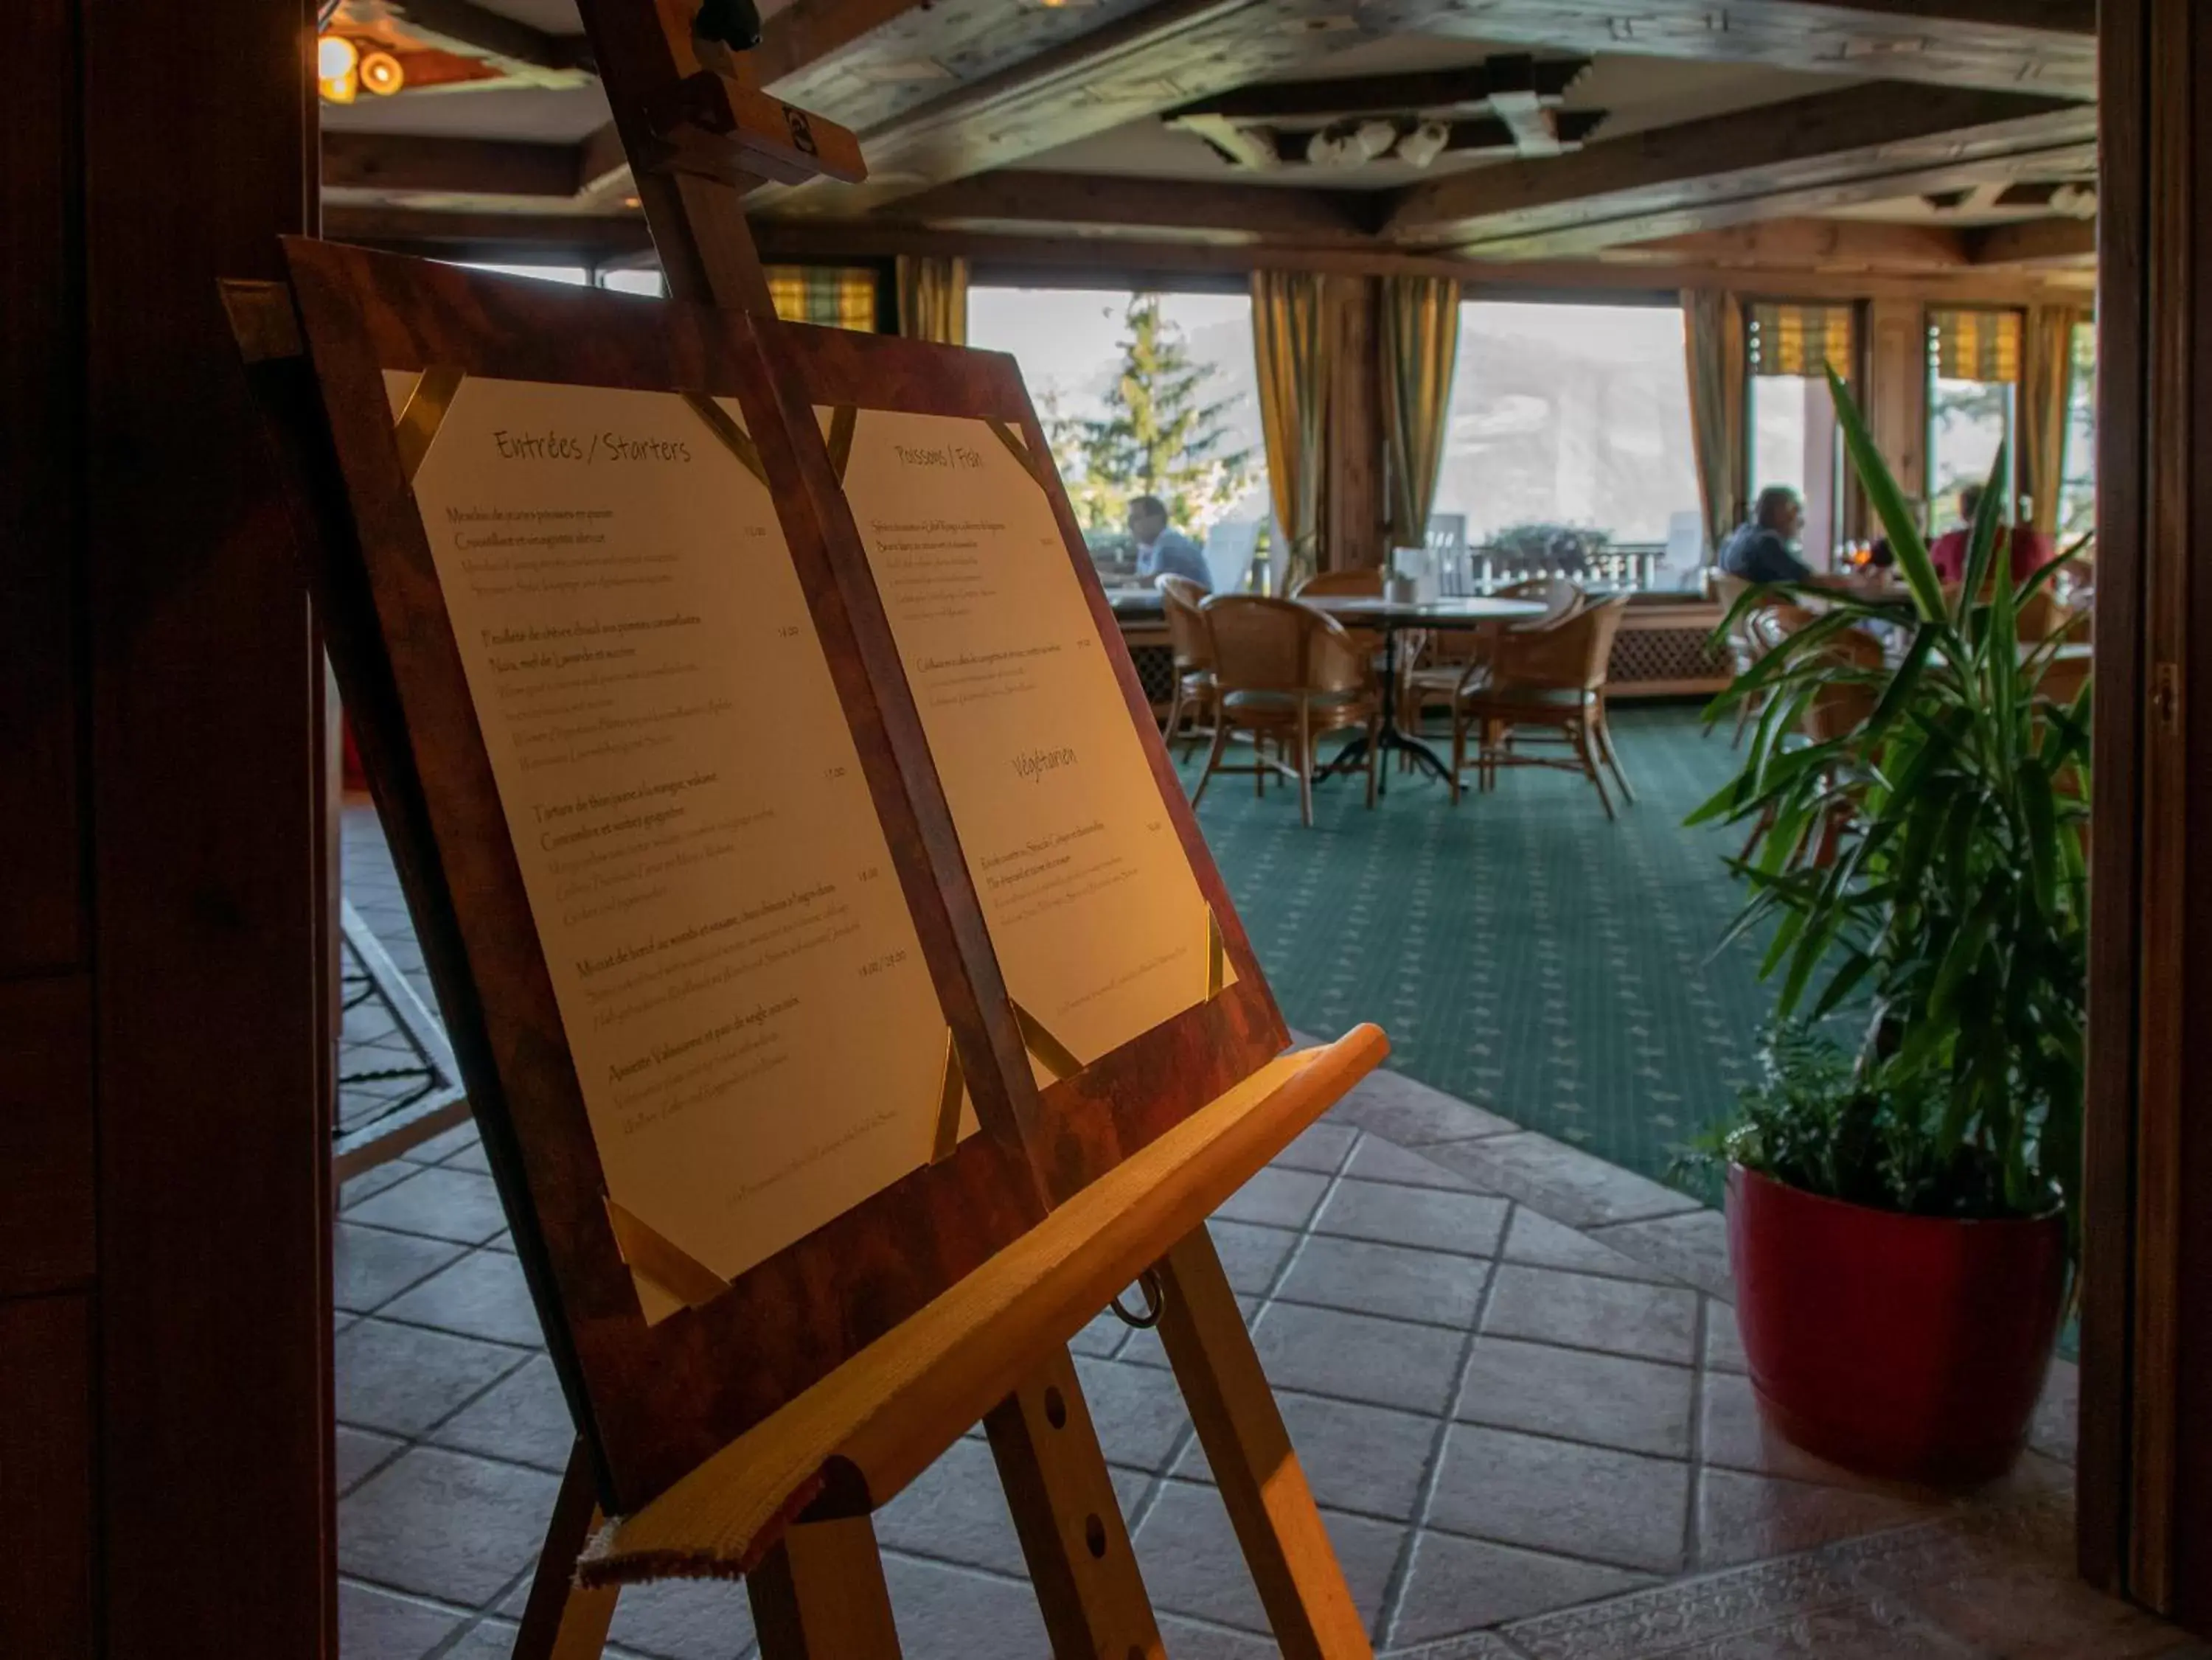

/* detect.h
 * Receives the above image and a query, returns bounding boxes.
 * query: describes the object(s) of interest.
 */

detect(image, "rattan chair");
[1452,594,1634,817]
[1400,576,1583,742]
[1195,596,1380,826]
[1714,573,1782,748]
[1743,604,1885,864]
[1158,574,1217,758]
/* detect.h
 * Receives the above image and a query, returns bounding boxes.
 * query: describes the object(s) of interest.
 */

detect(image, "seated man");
[1720,486,1823,585]
[1128,495,1211,591]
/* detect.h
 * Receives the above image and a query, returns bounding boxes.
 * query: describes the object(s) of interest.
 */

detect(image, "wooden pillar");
[1324,274,1384,571]
[1861,296,1928,522]
[1,2,332,1655]
[2078,0,2212,1634]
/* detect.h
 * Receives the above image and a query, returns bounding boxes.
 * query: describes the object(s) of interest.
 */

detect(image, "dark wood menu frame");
[255,235,1287,1516]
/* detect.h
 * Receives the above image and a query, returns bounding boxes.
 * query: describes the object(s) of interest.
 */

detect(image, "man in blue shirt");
[1719,486,1817,585]
[1128,495,1212,590]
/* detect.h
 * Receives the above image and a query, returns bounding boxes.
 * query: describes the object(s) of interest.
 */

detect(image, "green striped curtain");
[1747,302,1854,377]
[764,265,879,332]
[1929,307,2023,383]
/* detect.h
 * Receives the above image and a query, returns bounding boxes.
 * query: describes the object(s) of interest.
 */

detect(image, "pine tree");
[1051,294,1255,537]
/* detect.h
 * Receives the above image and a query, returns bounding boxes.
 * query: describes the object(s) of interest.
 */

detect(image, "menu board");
[835,408,1221,1073]
[389,371,953,1320]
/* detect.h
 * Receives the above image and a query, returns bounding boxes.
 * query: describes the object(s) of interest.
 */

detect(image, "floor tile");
[1132,1479,1401,1633]
[1703,1301,1750,1373]
[338,1425,407,1495]
[1074,1356,1195,1474]
[1458,1337,1694,1459]
[1698,1370,1899,1492]
[1341,1136,1483,1191]
[340,1161,420,1212]
[1589,1208,1733,1299]
[2031,1359,2079,1466]
[1421,1133,1704,1230]
[339,1446,562,1605]
[1177,1389,1438,1521]
[431,1353,576,1472]
[1216,1166,1331,1230]
[345,1167,510,1244]
[1068,1307,1127,1359]
[442,1140,493,1174]
[1250,1301,1467,1415]
[1481,1263,1698,1365]
[1274,1120,1358,1173]
[1277,1235,1489,1328]
[1156,1615,1288,1659]
[604,1576,757,1660]
[1898,1541,2204,1659]
[381,1249,547,1347]
[1695,1467,1935,1572]
[876,1437,1147,1580]
[1333,1065,1518,1146]
[338,1580,462,1660]
[881,1554,1050,1660]
[1313,1179,1509,1258]
[1503,1207,1674,1286]
[335,1318,529,1437]
[404,1121,481,1164]
[1429,1423,1691,1574]
[1209,1219,1299,1296]
[437,1619,526,1659]
[336,1224,466,1314]
[1391,1530,1652,1642]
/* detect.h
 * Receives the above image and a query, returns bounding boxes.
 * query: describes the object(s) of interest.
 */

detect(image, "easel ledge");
[581,1023,1386,1586]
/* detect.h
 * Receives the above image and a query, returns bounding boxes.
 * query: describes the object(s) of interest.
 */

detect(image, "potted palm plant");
[1686,369,2090,1483]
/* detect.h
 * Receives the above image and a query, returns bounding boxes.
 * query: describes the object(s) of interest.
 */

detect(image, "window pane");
[2059,321,2096,540]
[457,262,590,287]
[967,285,1270,588]
[1747,376,1842,567]
[1927,310,2020,525]
[599,269,666,297]
[1431,301,1704,590]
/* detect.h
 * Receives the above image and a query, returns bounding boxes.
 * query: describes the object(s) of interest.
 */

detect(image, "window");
[598,268,666,297]
[1431,301,1704,590]
[967,285,1270,589]
[2059,319,2096,540]
[764,265,879,332]
[1747,303,1852,568]
[1927,307,2022,529]
[457,262,590,287]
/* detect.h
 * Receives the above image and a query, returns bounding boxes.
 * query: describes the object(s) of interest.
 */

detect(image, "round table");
[1295,595,1549,792]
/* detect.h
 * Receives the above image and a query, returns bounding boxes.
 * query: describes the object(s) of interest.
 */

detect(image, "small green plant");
[1691,368,2091,1252]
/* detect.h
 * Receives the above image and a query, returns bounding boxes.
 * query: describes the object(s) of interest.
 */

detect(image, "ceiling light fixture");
[1354,118,1399,160]
[359,49,406,97]
[1397,119,1450,169]
[316,32,358,104]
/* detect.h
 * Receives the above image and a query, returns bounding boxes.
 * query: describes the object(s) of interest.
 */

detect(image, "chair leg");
[1164,681,1187,753]
[1363,716,1380,810]
[1731,693,1753,749]
[1576,718,1615,820]
[1192,720,1233,807]
[1297,708,1315,826]
[1596,703,1636,805]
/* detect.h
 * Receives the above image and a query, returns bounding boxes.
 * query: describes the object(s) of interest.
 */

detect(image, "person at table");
[1719,487,1857,591]
[1128,495,1211,591]
[1930,484,2058,586]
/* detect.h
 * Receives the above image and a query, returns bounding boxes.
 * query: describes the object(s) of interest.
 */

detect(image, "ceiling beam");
[383,0,593,80]
[750,0,928,85]
[321,132,583,200]
[1383,85,2096,254]
[1167,60,1588,124]
[1968,216,2098,266]
[1361,0,2094,100]
[1602,218,1973,270]
[872,170,1375,243]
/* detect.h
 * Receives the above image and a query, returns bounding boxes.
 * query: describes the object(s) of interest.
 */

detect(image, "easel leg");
[748,1514,903,1659]
[1155,1229,1373,1659]
[985,1343,1166,1660]
[512,1440,619,1660]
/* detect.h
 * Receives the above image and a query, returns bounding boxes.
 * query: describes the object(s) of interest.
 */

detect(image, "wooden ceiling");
[317,0,2101,291]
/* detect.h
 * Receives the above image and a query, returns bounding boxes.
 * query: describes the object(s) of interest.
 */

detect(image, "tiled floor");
[335,809,2199,1659]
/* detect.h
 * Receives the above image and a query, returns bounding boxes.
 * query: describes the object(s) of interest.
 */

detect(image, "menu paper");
[389,372,952,1321]
[835,408,1217,1073]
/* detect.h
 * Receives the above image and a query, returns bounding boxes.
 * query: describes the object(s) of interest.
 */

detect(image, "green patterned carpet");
[1178,704,1765,1203]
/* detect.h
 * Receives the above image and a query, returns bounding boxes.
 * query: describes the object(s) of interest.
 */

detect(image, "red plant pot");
[1726,1162,2067,1485]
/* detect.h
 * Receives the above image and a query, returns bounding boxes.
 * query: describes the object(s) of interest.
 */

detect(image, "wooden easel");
[506,8,1379,1652]
[226,4,1384,1653]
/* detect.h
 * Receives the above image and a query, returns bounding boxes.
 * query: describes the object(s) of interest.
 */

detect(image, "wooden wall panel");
[1863,296,1928,508]
[81,1,335,1654]
[0,1296,94,1659]
[0,0,84,972]
[1325,274,1384,571]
